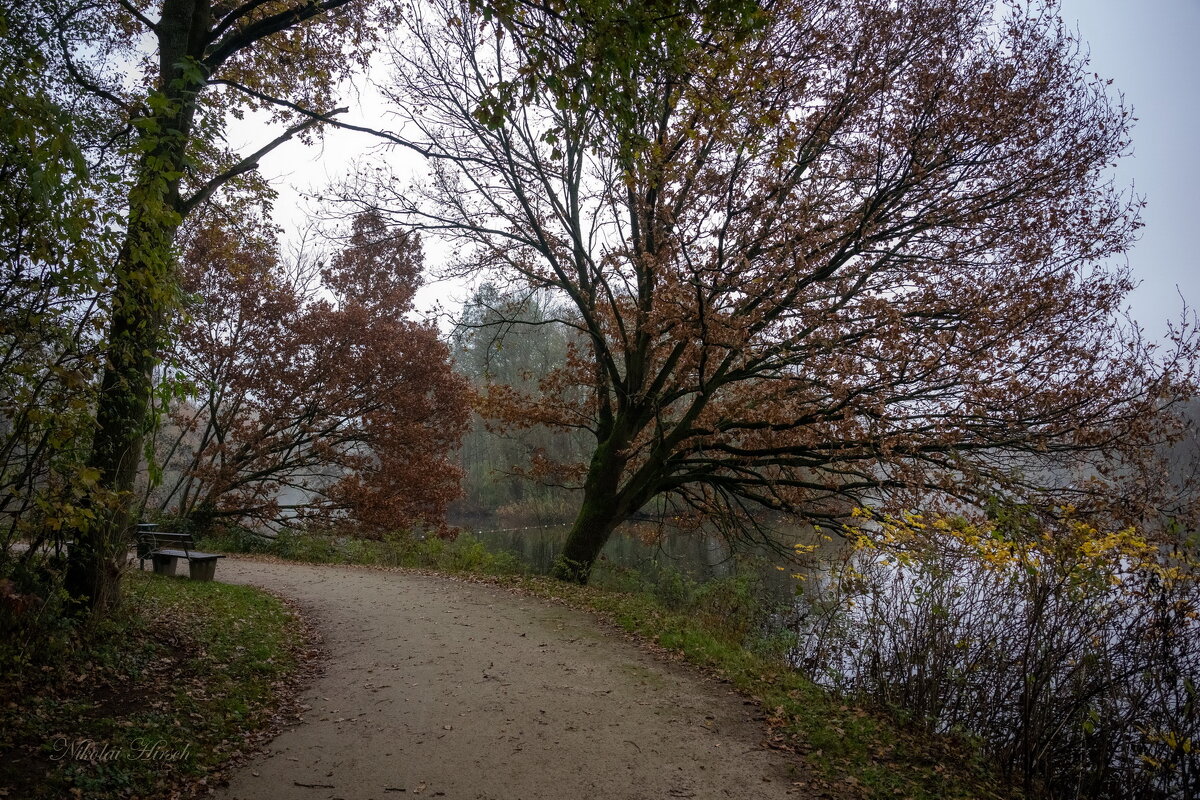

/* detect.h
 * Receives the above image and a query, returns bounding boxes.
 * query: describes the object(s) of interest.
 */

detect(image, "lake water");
[458,517,833,600]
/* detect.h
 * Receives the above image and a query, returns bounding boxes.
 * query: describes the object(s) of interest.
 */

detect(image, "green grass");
[0,570,306,800]
[199,527,529,575]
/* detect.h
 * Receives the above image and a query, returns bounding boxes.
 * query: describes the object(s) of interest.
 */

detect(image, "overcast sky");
[1057,0,1200,340]
[248,1,1200,338]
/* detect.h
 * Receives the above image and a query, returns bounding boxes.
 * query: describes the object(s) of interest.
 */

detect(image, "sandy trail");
[213,558,807,800]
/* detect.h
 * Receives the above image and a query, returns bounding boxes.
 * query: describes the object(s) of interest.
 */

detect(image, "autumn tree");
[360,0,1198,582]
[46,0,763,609]
[42,0,395,608]
[146,213,468,536]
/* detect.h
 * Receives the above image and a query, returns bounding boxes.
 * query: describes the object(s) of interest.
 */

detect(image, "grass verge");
[0,569,312,800]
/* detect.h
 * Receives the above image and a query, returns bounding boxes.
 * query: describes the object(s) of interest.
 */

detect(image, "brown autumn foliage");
[150,213,469,536]
[360,0,1199,581]
[52,0,759,609]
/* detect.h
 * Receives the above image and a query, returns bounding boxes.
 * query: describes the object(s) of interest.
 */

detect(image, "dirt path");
[214,559,809,800]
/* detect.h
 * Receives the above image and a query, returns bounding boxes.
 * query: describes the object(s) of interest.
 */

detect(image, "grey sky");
[1058,0,1200,340]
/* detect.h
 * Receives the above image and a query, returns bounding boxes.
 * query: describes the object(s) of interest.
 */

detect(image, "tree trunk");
[550,441,628,584]
[66,224,178,610]
[65,0,209,612]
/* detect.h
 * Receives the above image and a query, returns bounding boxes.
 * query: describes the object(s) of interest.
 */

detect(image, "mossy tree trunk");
[59,0,364,612]
[549,407,672,582]
[66,0,210,611]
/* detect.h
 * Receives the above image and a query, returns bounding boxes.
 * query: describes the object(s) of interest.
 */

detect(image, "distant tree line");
[450,285,590,523]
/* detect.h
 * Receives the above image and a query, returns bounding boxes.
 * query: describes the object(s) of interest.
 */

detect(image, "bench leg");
[189,559,217,581]
[151,554,179,577]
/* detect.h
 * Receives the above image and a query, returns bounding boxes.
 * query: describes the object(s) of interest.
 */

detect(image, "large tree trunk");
[66,217,181,610]
[65,0,209,612]
[550,440,629,584]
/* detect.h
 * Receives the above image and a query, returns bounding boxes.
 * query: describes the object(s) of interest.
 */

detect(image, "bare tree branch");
[178,107,347,216]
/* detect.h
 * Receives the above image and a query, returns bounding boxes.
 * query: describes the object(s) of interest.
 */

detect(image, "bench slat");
[138,528,223,580]
[151,548,222,561]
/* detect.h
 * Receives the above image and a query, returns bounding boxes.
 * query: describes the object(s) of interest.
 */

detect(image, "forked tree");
[360,0,1197,582]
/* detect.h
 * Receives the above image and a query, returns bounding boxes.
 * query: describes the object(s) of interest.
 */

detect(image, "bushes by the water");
[792,508,1200,800]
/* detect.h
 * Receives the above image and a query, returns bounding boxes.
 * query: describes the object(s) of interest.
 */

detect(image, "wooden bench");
[136,530,224,581]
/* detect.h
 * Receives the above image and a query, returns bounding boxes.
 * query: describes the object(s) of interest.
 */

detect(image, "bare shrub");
[792,508,1199,799]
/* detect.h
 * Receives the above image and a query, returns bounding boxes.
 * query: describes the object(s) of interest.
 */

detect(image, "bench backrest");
[136,531,195,558]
